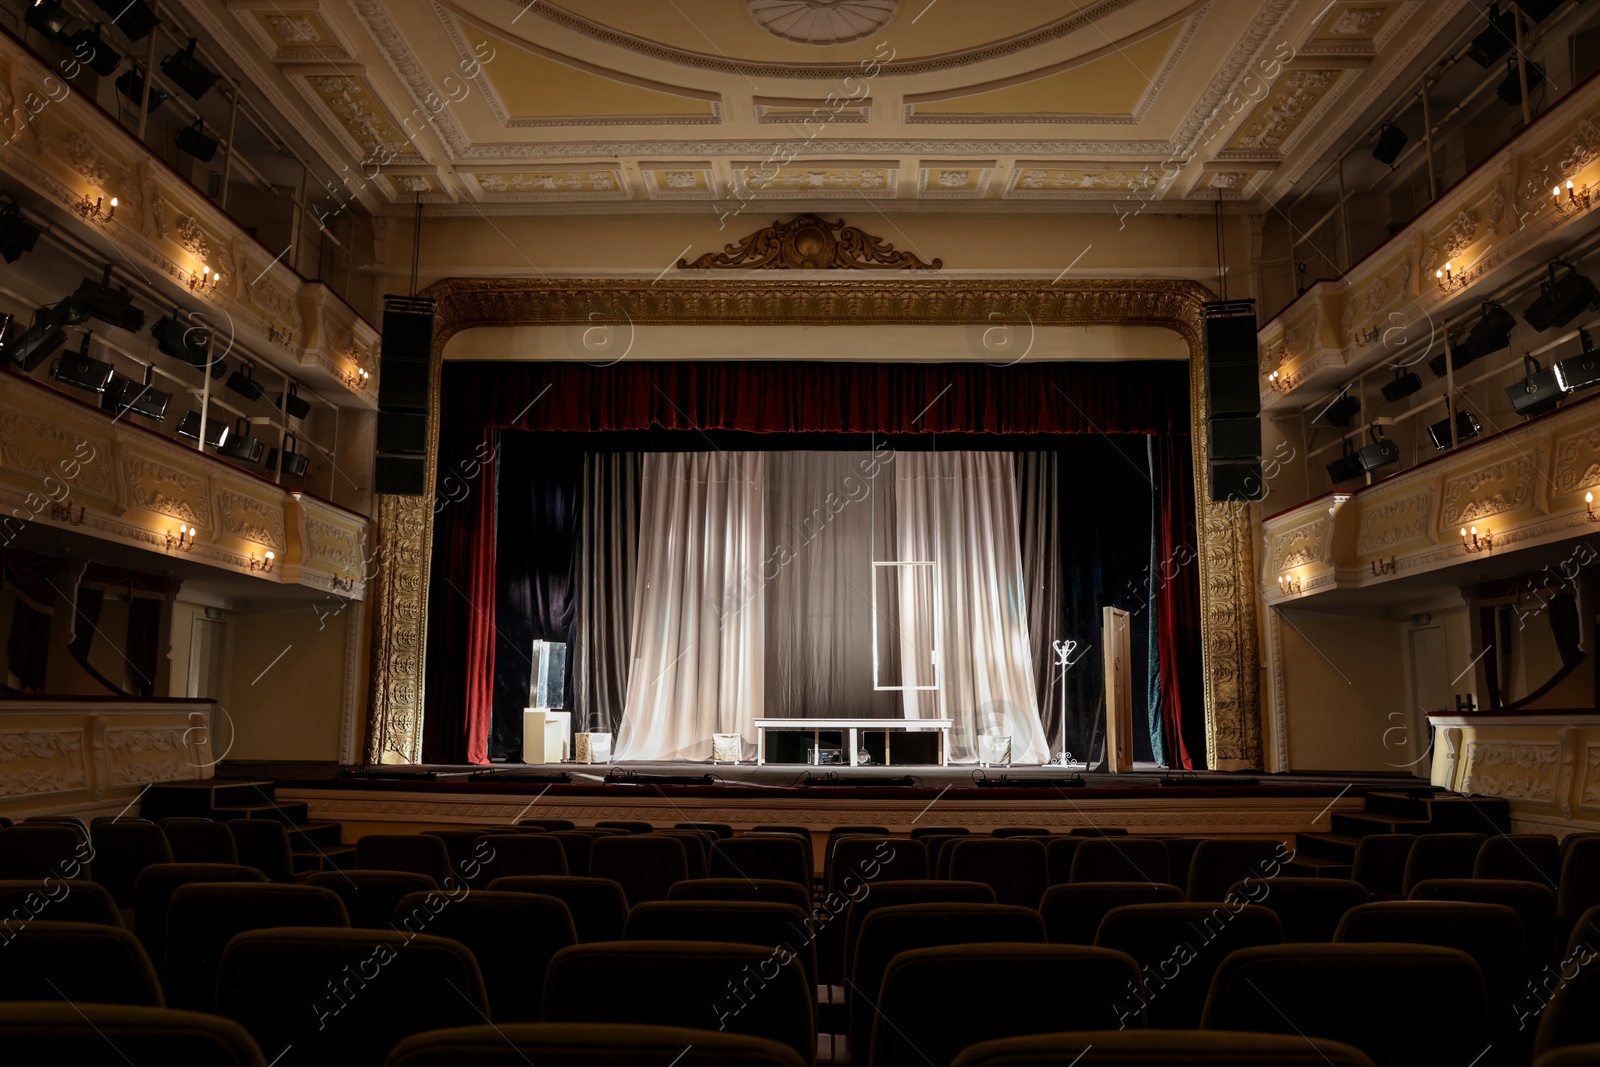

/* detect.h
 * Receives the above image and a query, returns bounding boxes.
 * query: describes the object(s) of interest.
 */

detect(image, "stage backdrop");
[423,360,1204,768]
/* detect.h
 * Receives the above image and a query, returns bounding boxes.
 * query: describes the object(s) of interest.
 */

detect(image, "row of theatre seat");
[2,816,1599,1067]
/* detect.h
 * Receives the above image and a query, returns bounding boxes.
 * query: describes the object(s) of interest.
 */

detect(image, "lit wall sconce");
[1371,557,1397,576]
[1554,179,1591,215]
[1277,573,1303,595]
[166,523,197,552]
[1587,491,1598,523]
[249,550,275,573]
[1460,525,1493,553]
[340,365,370,390]
[77,194,116,223]
[50,501,86,526]
[1435,261,1472,292]
[188,265,220,292]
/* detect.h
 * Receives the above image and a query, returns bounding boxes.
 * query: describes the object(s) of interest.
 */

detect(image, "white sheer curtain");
[613,452,766,761]
[894,452,1051,764]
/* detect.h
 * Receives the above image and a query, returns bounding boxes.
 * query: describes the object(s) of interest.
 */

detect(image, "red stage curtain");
[1152,433,1207,769]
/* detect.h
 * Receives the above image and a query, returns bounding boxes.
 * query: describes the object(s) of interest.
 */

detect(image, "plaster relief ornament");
[748,0,897,45]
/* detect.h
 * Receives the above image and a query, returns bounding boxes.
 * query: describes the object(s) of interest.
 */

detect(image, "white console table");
[753,718,953,767]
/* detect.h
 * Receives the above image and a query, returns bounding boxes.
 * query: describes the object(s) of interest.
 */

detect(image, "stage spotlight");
[1355,428,1401,474]
[1428,411,1481,450]
[225,361,264,401]
[1505,354,1567,417]
[264,435,310,476]
[175,410,229,449]
[1463,301,1517,360]
[24,0,79,40]
[1497,58,1546,106]
[0,202,42,263]
[73,267,143,332]
[1555,329,1600,393]
[115,67,168,113]
[1372,123,1408,166]
[1467,4,1518,68]
[152,310,215,372]
[94,0,159,40]
[160,39,217,100]
[1326,442,1365,484]
[1381,368,1423,403]
[273,383,311,421]
[216,418,263,463]
[1523,260,1599,332]
[2,300,78,371]
[1324,393,1361,427]
[50,334,114,394]
[67,25,121,76]
[174,120,218,162]
[102,368,170,422]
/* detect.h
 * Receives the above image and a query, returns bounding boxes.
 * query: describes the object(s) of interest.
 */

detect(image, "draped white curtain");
[893,452,1051,764]
[613,452,766,761]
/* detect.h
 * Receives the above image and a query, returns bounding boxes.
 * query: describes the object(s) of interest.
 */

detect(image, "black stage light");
[1372,123,1408,166]
[160,38,217,100]
[24,0,79,40]
[152,310,214,371]
[216,418,262,463]
[1382,368,1423,403]
[1324,393,1362,427]
[50,334,114,394]
[1355,428,1401,473]
[94,0,159,40]
[1326,441,1365,484]
[115,67,167,113]
[1555,329,1600,393]
[225,361,264,401]
[1467,4,1518,68]
[3,300,77,371]
[73,266,144,331]
[1497,58,1546,105]
[274,382,311,420]
[1464,301,1517,359]
[1506,354,1567,416]
[265,434,310,476]
[67,25,121,76]
[1428,411,1481,450]
[102,367,170,421]
[0,202,42,263]
[175,410,229,449]
[1524,260,1600,332]
[174,119,218,162]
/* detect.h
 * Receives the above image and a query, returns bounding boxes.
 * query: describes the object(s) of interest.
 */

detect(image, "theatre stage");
[259,763,1426,841]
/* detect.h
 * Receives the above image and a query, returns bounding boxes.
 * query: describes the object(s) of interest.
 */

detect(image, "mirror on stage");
[523,640,570,764]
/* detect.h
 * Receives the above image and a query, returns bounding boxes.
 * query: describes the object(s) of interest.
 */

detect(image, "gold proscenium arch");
[363,275,1263,771]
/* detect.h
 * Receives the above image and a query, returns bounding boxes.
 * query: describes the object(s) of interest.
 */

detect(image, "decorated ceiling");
[193,0,1461,212]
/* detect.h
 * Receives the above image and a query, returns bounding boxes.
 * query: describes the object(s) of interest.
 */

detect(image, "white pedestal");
[523,708,571,764]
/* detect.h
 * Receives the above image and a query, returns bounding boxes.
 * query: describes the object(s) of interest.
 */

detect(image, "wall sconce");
[166,523,197,552]
[77,195,116,223]
[1460,525,1493,553]
[1554,179,1591,215]
[1277,573,1303,595]
[1435,261,1472,292]
[188,265,220,292]
[50,501,86,526]
[1587,492,1598,523]
[1371,557,1397,576]
[330,575,355,593]
[340,365,370,390]
[249,550,275,573]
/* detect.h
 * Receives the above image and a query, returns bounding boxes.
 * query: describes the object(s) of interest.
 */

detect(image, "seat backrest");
[0,1002,268,1067]
[1532,1045,1600,1067]
[422,830,495,880]
[163,882,349,1011]
[909,826,969,840]
[1095,903,1282,1028]
[1233,877,1367,942]
[992,827,1053,837]
[304,869,437,929]
[849,902,1045,1059]
[656,831,713,880]
[842,880,997,980]
[1475,833,1561,887]
[746,829,815,877]
[393,890,576,1022]
[927,835,971,879]
[88,821,172,904]
[946,839,1048,908]
[133,864,268,972]
[1070,827,1129,837]
[487,876,628,942]
[355,834,453,885]
[676,822,734,840]
[626,900,817,986]
[873,944,1143,1066]
[1535,956,1600,1060]
[594,821,654,834]
[547,832,594,876]
[710,836,810,890]
[826,836,926,897]
[1069,838,1170,885]
[0,877,122,928]
[1203,943,1487,1067]
[668,878,811,912]
[1159,838,1209,892]
[385,1021,807,1067]
[829,825,889,839]
[0,919,162,1006]
[160,819,238,865]
[1185,838,1286,901]
[544,941,815,1066]
[518,819,576,831]
[1349,834,1417,898]
[589,836,687,906]
[0,825,91,881]
[1558,836,1600,931]
[218,927,488,1067]
[223,820,293,884]
[1411,878,1556,970]
[1039,882,1185,945]
[1045,837,1082,886]
[1400,833,1487,896]
[947,1029,1378,1066]
[475,835,569,880]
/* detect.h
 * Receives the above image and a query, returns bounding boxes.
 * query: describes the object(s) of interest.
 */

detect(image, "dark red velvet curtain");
[1152,433,1206,768]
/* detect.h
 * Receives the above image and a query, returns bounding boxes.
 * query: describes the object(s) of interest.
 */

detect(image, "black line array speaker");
[375,294,436,497]
[1202,300,1264,501]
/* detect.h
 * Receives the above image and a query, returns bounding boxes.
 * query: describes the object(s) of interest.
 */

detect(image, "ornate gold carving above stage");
[676,214,942,270]
[362,266,1263,771]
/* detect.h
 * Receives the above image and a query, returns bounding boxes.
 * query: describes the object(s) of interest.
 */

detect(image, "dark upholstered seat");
[1068,838,1170,886]
[0,920,162,1006]
[909,826,968,840]
[1349,834,1416,899]
[217,927,489,1067]
[160,819,238,864]
[1399,833,1486,896]
[488,876,627,942]
[518,819,575,831]
[133,864,268,972]
[0,878,122,927]
[1475,833,1561,887]
[711,835,811,890]
[1045,837,1082,885]
[224,820,294,883]
[355,834,453,885]
[946,839,1049,908]
[0,825,91,881]
[992,826,1053,837]
[589,836,688,906]
[474,834,569,879]
[385,1022,806,1066]
[626,900,816,986]
[1410,878,1556,968]
[0,1003,267,1066]
[547,832,595,876]
[1231,876,1367,942]
[842,879,997,982]
[1533,919,1600,1059]
[1558,836,1600,944]
[305,870,437,929]
[594,820,654,834]
[88,821,172,904]
[1185,838,1286,901]
[656,830,713,880]
[948,1030,1378,1066]
[675,822,734,839]
[423,829,495,880]
[1039,882,1185,945]
[668,878,810,912]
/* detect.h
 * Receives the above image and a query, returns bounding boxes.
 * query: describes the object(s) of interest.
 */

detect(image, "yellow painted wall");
[224,607,349,762]
[1280,608,1409,771]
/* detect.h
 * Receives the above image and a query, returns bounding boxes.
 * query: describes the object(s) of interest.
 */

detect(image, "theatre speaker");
[1208,460,1264,502]
[1209,416,1262,459]
[1203,300,1262,501]
[375,454,427,496]
[376,294,437,496]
